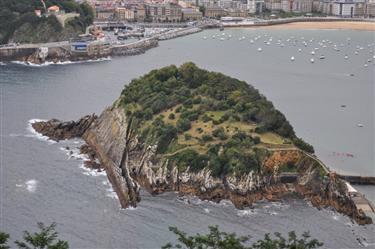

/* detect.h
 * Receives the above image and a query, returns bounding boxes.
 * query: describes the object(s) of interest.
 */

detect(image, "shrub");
[293,137,314,153]
[253,136,261,144]
[192,97,202,104]
[172,149,208,172]
[168,113,175,120]
[184,133,192,140]
[176,118,191,133]
[212,127,227,140]
[202,134,213,142]
[201,114,211,123]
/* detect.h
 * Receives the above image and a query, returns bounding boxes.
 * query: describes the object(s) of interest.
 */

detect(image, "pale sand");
[262,21,375,31]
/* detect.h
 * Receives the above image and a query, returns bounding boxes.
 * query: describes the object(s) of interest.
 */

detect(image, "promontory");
[32,63,374,225]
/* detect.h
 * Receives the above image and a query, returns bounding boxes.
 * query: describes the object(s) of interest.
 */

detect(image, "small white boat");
[355,51,359,55]
[249,39,254,44]
[220,37,225,41]
[310,58,315,63]
[298,48,302,52]
[257,47,262,52]
[311,51,315,55]
[290,56,295,61]
[203,36,207,40]
[344,55,349,59]
[367,58,372,62]
[357,123,364,127]
[319,55,325,59]
[364,64,368,67]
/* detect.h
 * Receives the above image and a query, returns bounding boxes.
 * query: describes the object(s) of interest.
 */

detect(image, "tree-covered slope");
[0,0,94,44]
[118,63,314,177]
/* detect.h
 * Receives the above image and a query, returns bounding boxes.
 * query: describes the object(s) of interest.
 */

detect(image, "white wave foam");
[106,187,118,200]
[79,163,106,177]
[0,62,6,66]
[11,57,111,67]
[25,179,38,193]
[26,119,56,144]
[237,209,257,217]
[9,133,23,137]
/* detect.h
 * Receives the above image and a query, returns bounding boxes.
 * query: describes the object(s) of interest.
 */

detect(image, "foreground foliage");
[0,223,68,249]
[162,225,323,249]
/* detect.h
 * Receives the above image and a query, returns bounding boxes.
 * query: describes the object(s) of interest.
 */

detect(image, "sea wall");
[112,39,158,56]
[0,47,37,62]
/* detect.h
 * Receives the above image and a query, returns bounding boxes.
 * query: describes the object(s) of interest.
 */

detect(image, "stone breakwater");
[32,106,374,225]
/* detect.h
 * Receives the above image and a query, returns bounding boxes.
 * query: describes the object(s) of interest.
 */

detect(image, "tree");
[15,222,69,249]
[163,226,323,249]
[0,232,10,249]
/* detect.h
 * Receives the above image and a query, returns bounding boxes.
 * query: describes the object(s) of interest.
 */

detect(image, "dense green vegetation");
[0,223,68,249]
[1,224,323,249]
[0,0,94,44]
[119,63,314,177]
[163,225,323,249]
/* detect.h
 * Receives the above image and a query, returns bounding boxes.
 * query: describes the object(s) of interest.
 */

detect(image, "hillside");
[0,0,93,44]
[117,62,314,177]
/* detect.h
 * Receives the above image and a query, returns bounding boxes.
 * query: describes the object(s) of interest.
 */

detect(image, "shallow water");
[1,28,374,248]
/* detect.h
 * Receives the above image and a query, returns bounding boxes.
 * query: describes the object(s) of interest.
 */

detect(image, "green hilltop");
[0,0,93,44]
[118,63,314,177]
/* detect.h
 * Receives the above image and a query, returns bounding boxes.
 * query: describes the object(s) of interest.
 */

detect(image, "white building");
[248,0,265,13]
[332,0,355,16]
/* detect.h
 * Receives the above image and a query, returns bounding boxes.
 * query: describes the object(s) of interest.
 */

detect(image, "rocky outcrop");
[32,114,96,141]
[32,107,373,224]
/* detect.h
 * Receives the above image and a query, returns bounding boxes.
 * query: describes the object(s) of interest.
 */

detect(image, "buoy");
[310,58,315,63]
[364,64,368,67]
[291,56,295,61]
[298,48,302,52]
[311,51,315,55]
[258,47,262,52]
[250,39,254,44]
[355,51,359,55]
[203,36,207,40]
[344,55,348,59]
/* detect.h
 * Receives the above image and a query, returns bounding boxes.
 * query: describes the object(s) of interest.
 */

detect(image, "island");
[32,63,374,225]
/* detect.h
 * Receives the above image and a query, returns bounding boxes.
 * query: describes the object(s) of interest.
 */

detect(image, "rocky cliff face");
[33,106,372,225]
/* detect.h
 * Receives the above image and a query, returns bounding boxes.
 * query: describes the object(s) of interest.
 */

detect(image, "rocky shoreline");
[31,106,373,225]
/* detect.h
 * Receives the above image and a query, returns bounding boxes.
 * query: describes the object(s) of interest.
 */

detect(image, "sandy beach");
[263,21,375,31]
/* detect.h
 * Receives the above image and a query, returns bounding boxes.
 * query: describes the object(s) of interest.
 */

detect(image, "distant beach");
[262,21,375,31]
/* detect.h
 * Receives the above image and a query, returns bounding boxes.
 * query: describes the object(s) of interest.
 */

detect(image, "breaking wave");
[11,57,111,67]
